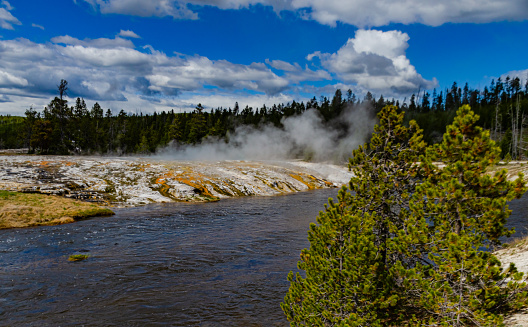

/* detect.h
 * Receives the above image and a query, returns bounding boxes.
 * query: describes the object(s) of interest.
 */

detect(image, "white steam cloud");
[156,104,376,163]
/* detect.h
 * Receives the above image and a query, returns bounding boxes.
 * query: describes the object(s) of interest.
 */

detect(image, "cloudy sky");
[0,0,527,115]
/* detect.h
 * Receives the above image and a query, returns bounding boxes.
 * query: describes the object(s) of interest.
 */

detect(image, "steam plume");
[156,104,376,163]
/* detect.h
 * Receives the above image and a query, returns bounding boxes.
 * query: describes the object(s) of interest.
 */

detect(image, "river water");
[1,189,527,326]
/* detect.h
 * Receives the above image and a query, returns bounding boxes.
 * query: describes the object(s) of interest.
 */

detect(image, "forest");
[0,76,527,159]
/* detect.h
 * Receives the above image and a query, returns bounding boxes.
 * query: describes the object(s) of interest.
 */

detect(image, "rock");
[0,155,354,206]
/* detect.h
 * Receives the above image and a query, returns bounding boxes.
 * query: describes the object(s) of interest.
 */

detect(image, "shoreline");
[496,237,528,325]
[0,155,353,207]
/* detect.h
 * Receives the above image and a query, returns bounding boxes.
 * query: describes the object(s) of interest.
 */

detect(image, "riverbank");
[0,190,114,229]
[0,155,353,206]
[496,236,528,325]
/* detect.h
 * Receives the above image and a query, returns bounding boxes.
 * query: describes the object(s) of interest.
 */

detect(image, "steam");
[156,104,377,163]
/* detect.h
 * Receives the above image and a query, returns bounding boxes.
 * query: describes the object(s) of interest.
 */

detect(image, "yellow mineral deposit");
[0,155,354,206]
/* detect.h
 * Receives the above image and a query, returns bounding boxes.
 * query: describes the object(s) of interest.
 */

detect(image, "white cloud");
[288,0,528,27]
[145,57,290,94]
[1,1,12,11]
[308,29,437,94]
[118,29,141,38]
[80,0,528,27]
[0,70,27,87]
[0,94,10,103]
[0,36,314,114]
[352,29,409,58]
[60,45,155,68]
[0,27,437,115]
[500,70,528,86]
[51,35,136,49]
[285,66,331,83]
[82,0,275,19]
[265,59,331,83]
[31,23,44,30]
[0,1,21,30]
[83,0,198,19]
[266,59,301,72]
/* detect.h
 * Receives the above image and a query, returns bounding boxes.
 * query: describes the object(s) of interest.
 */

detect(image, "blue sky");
[0,0,527,115]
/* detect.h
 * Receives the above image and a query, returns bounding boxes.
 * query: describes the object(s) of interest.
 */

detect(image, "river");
[1,189,527,326]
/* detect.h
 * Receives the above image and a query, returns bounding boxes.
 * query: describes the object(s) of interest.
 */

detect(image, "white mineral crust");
[0,155,353,206]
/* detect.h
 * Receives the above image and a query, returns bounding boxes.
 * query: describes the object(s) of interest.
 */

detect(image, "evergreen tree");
[422,91,430,112]
[282,105,528,326]
[136,134,150,154]
[23,107,37,152]
[30,119,53,154]
[90,102,104,152]
[282,105,427,325]
[168,115,184,143]
[188,104,208,143]
[407,105,527,326]
[409,94,417,112]
[72,97,89,153]
[331,89,344,118]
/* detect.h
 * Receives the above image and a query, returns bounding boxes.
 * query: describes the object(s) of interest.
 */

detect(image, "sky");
[0,0,527,115]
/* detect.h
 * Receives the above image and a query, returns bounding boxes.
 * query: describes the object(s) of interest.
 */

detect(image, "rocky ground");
[0,155,353,206]
[495,238,528,326]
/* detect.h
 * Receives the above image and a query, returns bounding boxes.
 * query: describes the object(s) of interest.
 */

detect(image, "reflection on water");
[0,189,527,326]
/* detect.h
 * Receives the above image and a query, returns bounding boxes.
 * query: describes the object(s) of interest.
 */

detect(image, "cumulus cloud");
[498,70,528,90]
[51,35,136,49]
[0,26,438,115]
[0,36,305,114]
[1,1,12,10]
[0,1,21,30]
[82,0,198,19]
[0,94,10,103]
[289,0,528,27]
[81,0,277,19]
[145,57,290,94]
[266,59,301,72]
[308,29,437,94]
[265,59,331,83]
[79,0,528,27]
[118,29,141,38]
[31,23,44,30]
[0,70,28,87]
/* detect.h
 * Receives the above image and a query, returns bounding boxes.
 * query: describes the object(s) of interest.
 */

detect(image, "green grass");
[0,190,16,199]
[0,191,114,229]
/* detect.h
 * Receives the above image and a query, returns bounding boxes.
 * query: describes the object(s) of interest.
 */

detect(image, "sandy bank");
[496,239,528,326]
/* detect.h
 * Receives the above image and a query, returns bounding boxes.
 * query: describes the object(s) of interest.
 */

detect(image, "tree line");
[0,77,527,158]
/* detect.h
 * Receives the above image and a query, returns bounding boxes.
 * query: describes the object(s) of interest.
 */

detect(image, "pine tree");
[407,105,528,326]
[282,105,528,326]
[282,105,427,325]
[136,134,150,154]
[168,115,184,143]
[23,107,37,152]
[188,104,208,143]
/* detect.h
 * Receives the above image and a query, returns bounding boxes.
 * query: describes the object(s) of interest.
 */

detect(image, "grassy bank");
[0,190,114,229]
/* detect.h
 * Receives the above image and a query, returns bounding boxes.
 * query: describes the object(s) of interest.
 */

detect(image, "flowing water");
[1,189,527,326]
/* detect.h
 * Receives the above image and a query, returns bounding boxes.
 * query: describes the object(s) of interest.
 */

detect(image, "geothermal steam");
[157,104,376,163]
